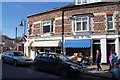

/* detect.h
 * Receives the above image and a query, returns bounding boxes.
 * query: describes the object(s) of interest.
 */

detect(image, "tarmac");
[83,64,113,79]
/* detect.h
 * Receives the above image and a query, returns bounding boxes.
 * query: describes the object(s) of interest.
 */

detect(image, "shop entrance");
[107,44,115,63]
[107,40,115,63]
[92,44,101,63]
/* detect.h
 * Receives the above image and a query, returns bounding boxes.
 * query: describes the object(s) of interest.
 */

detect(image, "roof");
[27,4,75,18]
[27,2,120,18]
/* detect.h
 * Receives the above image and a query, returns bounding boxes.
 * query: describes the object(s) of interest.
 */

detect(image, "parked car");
[2,51,33,66]
[112,59,120,80]
[34,53,84,77]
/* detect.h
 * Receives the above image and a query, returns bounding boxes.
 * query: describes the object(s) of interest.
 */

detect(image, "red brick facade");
[27,2,120,38]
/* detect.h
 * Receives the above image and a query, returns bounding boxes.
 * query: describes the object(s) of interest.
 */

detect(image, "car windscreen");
[57,54,70,62]
[13,52,24,56]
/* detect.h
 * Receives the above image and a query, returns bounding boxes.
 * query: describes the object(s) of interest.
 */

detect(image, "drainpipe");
[61,9,64,55]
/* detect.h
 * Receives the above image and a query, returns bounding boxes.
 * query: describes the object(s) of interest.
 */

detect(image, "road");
[2,63,112,80]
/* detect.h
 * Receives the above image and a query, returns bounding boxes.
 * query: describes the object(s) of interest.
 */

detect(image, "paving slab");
[83,64,113,79]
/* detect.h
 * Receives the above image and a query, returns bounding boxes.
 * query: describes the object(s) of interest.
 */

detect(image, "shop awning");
[64,40,91,48]
[31,40,61,47]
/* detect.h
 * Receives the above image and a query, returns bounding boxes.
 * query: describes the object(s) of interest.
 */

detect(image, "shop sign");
[73,36,91,39]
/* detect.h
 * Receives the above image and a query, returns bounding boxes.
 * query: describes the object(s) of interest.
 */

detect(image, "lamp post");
[19,19,26,35]
[19,19,26,53]
[15,27,18,43]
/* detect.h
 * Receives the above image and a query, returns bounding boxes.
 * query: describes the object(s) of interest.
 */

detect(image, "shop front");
[64,39,92,56]
[24,40,62,59]
[63,39,92,65]
[92,34,120,63]
[32,40,61,54]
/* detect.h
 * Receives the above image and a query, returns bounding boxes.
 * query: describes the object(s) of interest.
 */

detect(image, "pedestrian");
[95,50,102,71]
[109,51,115,71]
[36,50,40,56]
[113,53,118,64]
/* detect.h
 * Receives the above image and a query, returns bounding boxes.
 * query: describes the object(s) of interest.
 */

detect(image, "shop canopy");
[31,40,61,47]
[64,40,91,48]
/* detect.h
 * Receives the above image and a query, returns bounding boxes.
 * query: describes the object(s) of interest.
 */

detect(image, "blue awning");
[64,40,91,48]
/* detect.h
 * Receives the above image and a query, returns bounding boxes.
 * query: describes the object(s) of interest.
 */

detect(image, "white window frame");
[73,16,89,32]
[76,0,89,4]
[75,0,101,5]
[42,20,53,34]
[107,15,114,30]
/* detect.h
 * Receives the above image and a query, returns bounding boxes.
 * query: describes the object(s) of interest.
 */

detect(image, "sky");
[2,1,74,39]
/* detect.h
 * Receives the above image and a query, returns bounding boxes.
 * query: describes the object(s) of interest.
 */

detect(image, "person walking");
[109,51,115,71]
[113,53,118,64]
[36,50,40,56]
[96,50,102,71]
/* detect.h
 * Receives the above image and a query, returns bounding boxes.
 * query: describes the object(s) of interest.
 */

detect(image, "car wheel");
[34,65,39,71]
[14,60,18,66]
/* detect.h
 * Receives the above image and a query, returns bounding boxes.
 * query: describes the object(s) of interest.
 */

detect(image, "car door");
[47,54,60,72]
[3,51,10,62]
[8,52,15,63]
[36,53,49,70]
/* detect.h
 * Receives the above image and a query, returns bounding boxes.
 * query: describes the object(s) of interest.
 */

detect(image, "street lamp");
[19,19,27,53]
[15,27,18,43]
[19,19,26,35]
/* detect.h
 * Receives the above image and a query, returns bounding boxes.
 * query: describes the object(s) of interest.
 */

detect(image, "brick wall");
[27,3,120,38]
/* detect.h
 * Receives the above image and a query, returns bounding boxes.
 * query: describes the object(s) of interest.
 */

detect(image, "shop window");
[56,47,61,53]
[41,47,44,52]
[50,47,56,53]
[107,15,114,30]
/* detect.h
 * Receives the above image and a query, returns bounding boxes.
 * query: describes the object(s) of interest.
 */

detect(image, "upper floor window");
[75,0,101,5]
[73,16,89,32]
[77,0,88,4]
[82,0,88,3]
[42,20,53,34]
[107,15,114,30]
[29,25,32,35]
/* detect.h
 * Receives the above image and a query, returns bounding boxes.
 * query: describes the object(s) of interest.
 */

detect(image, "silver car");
[2,51,33,66]
[112,59,120,80]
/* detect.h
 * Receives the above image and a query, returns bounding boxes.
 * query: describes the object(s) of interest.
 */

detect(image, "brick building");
[25,1,120,63]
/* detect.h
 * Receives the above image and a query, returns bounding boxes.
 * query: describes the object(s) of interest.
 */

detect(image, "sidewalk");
[83,64,113,79]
